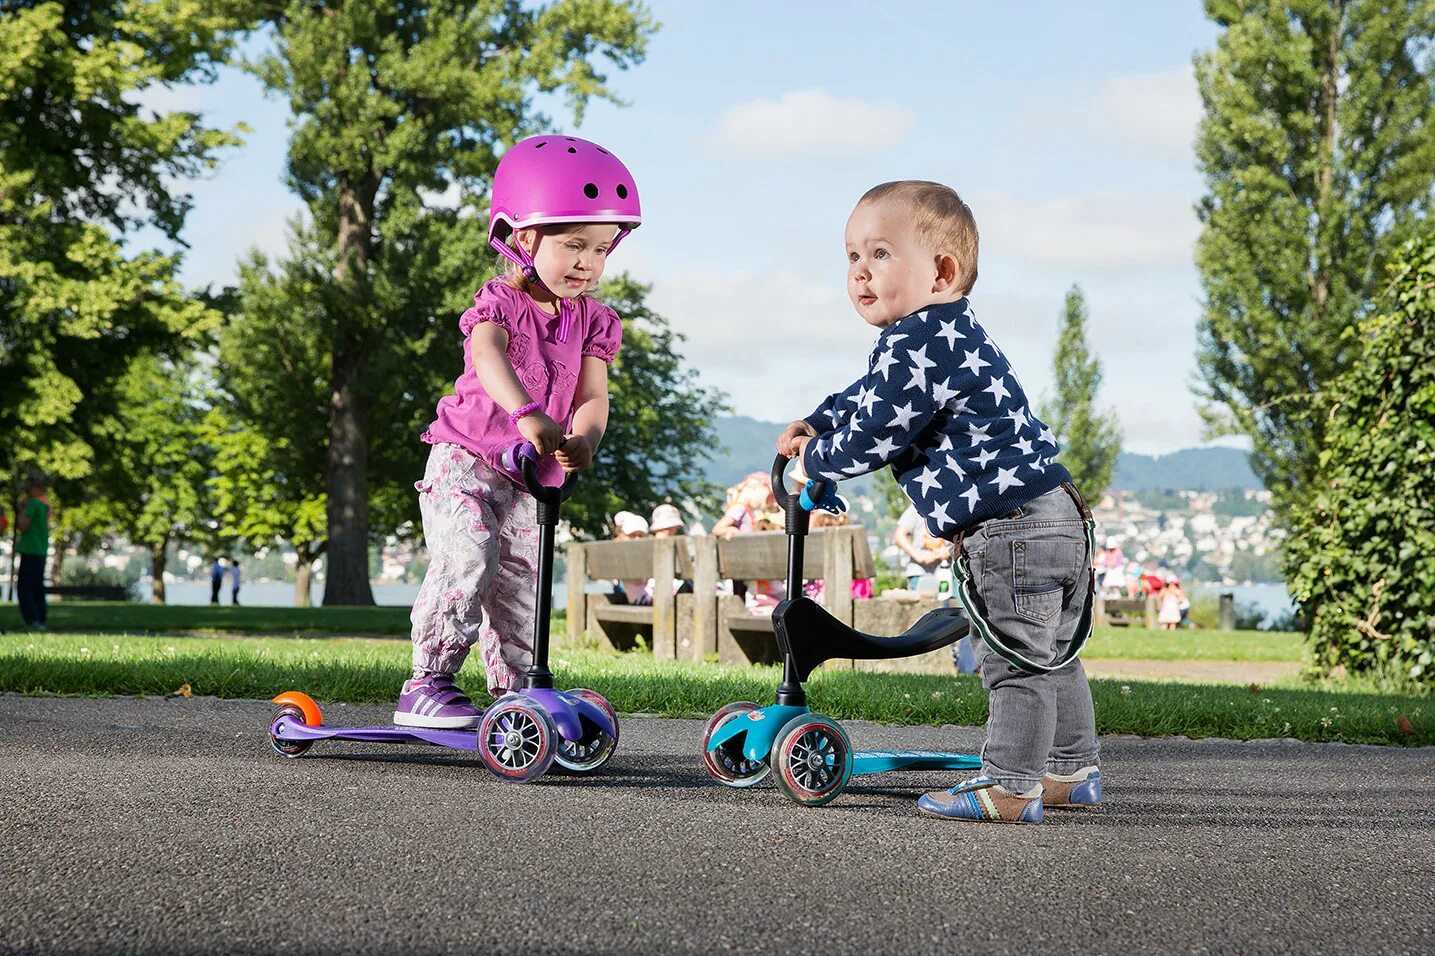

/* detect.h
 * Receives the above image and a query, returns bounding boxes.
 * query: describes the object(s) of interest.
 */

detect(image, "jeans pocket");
[1012,539,1083,624]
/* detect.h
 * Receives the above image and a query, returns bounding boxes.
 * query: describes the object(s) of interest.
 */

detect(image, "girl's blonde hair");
[859,180,980,296]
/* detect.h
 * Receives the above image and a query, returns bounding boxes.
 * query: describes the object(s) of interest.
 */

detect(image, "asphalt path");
[2,695,1432,955]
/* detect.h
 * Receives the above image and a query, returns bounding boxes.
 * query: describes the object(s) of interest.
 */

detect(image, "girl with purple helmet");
[398,135,641,729]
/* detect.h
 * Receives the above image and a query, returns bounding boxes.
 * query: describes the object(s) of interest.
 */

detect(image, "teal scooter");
[702,455,982,807]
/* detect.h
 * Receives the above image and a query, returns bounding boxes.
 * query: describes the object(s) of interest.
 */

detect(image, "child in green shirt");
[16,472,50,630]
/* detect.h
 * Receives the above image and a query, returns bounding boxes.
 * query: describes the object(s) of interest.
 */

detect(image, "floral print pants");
[410,443,539,695]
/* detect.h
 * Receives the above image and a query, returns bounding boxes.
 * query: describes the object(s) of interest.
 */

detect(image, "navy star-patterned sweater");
[801,298,1072,540]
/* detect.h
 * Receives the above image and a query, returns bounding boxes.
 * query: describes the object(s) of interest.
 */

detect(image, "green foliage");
[246,0,656,602]
[0,1,243,537]
[1193,1,1435,522]
[1039,285,1121,500]
[1286,235,1435,683]
[564,274,727,537]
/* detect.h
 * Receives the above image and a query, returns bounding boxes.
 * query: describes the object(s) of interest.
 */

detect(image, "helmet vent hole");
[565,137,576,141]
[567,146,577,154]
[597,147,609,154]
[534,141,546,149]
[616,184,628,200]
[583,183,599,199]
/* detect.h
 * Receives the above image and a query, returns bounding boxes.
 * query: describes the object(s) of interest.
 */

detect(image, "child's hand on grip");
[776,420,817,457]
[554,434,593,472]
[517,412,564,456]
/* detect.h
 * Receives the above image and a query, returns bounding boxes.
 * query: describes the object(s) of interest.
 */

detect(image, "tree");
[1039,285,1121,501]
[0,1,242,547]
[1285,234,1435,684]
[1193,0,1435,521]
[562,274,726,537]
[248,0,656,604]
[212,234,334,606]
[64,355,214,603]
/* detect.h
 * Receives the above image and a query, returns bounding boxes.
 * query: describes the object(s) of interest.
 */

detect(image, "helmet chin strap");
[489,226,632,343]
[489,235,575,342]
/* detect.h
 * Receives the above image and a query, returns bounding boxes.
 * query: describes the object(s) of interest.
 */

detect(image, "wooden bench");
[1094,594,1157,628]
[45,584,128,602]
[566,537,694,655]
[693,527,875,666]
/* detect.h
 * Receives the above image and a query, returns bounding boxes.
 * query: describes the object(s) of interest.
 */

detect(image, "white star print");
[960,485,981,511]
[914,467,941,497]
[974,447,998,469]
[871,349,898,381]
[1038,425,1057,446]
[959,349,990,374]
[950,396,973,416]
[936,320,963,350]
[943,455,966,480]
[867,435,900,461]
[888,402,920,431]
[1005,408,1028,431]
[905,364,928,393]
[1014,437,1034,456]
[858,386,880,415]
[983,376,1011,406]
[966,423,991,446]
[832,431,846,453]
[885,333,909,348]
[915,310,930,322]
[935,433,954,453]
[931,377,961,406]
[929,499,953,528]
[842,463,868,476]
[908,345,936,373]
[990,467,1025,494]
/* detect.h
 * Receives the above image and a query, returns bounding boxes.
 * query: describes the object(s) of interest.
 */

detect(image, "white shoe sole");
[393,711,481,729]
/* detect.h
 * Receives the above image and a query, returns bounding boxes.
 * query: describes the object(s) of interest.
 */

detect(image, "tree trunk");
[150,538,167,604]
[323,170,379,606]
[50,531,68,586]
[294,549,314,608]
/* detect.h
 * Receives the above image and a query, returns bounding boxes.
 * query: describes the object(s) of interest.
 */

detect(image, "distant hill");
[701,416,1261,493]
[1111,447,1260,492]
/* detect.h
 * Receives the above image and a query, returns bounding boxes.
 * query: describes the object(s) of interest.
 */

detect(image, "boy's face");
[845,199,938,328]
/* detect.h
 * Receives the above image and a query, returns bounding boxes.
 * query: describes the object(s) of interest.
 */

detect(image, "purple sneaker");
[394,674,483,729]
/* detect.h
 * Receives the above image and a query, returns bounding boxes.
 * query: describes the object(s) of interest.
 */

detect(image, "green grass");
[1,633,1426,746]
[1084,628,1305,662]
[0,601,416,636]
[4,602,1303,662]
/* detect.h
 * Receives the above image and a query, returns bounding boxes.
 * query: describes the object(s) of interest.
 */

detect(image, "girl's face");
[518,224,619,302]
[845,199,941,328]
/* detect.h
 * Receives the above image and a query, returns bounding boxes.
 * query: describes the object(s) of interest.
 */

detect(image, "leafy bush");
[1286,236,1435,684]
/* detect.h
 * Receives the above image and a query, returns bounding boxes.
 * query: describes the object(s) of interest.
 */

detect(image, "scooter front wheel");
[702,701,770,788]
[771,714,852,807]
[554,688,618,773]
[478,698,557,783]
[269,704,313,758]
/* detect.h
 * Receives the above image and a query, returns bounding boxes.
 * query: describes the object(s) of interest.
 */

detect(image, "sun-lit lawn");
[1,631,1425,746]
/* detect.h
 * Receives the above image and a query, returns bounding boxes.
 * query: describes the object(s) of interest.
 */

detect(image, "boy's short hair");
[860,180,979,296]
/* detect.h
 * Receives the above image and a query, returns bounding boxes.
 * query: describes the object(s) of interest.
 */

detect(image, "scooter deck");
[272,717,480,750]
[851,750,982,776]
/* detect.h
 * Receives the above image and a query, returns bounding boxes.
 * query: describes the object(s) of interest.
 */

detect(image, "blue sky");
[158,0,1225,454]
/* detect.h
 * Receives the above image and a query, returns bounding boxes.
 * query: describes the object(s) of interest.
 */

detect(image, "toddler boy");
[777,181,1102,823]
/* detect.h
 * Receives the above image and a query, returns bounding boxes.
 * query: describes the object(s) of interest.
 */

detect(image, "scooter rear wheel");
[554,688,618,773]
[269,704,313,758]
[478,697,557,783]
[703,701,770,788]
[771,714,852,807]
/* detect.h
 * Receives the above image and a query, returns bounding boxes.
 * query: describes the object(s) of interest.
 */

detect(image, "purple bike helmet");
[489,135,641,340]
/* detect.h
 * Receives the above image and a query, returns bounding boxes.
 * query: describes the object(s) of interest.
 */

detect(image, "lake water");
[158,580,569,608]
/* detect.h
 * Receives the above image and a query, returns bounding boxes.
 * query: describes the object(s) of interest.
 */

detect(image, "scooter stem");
[515,445,578,690]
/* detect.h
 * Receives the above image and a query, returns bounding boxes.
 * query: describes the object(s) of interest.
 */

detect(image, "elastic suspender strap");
[953,484,1097,675]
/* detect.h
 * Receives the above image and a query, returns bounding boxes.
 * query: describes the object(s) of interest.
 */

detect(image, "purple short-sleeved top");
[422,279,622,486]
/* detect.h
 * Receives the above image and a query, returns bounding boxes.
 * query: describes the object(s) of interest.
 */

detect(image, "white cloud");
[973,190,1199,272]
[1095,68,1202,162]
[709,88,916,155]
[1013,67,1201,165]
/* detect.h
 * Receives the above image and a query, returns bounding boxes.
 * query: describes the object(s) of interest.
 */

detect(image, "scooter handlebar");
[771,453,830,510]
[508,442,578,504]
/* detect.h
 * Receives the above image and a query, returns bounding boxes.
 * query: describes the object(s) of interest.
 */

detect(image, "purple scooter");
[267,442,618,783]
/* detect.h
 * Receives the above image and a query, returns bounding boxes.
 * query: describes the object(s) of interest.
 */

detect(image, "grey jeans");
[957,485,1100,793]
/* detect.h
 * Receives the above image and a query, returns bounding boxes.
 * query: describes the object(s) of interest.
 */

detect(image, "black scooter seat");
[772,597,971,682]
